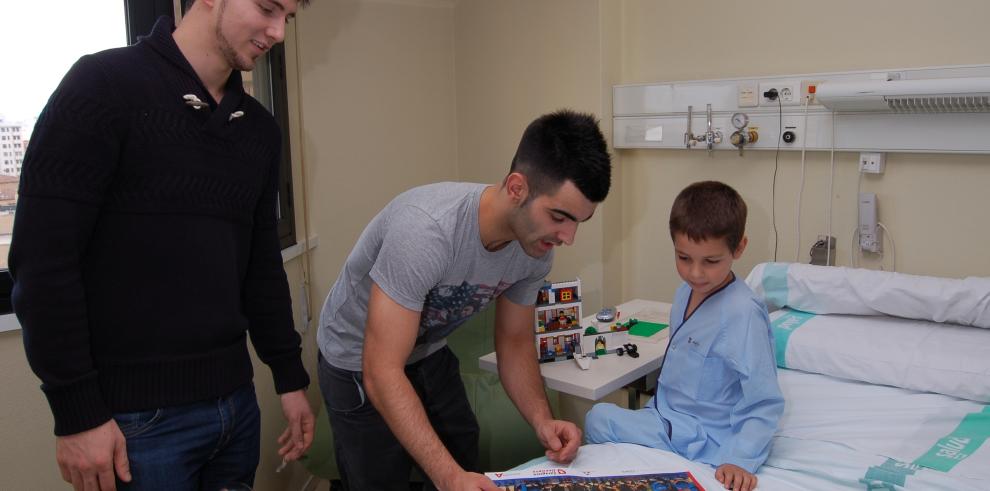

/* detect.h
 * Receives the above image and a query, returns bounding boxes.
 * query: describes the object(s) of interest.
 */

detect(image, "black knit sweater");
[9,17,308,436]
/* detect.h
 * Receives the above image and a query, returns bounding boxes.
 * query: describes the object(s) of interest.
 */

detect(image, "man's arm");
[493,295,581,463]
[363,283,497,491]
[12,54,122,436]
[10,55,131,489]
[242,137,313,460]
[242,137,310,395]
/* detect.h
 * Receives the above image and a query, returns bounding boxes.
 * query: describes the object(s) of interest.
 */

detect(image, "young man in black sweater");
[9,0,313,489]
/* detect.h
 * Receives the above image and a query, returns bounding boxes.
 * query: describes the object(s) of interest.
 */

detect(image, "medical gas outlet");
[729,112,758,156]
[685,104,722,156]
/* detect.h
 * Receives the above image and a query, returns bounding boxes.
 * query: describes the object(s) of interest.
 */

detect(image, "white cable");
[291,16,314,330]
[850,227,860,269]
[771,98,783,261]
[796,96,810,262]
[826,111,836,266]
[878,222,896,272]
[852,170,862,267]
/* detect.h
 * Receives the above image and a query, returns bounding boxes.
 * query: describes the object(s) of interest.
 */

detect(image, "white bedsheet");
[762,437,986,491]
[511,368,990,489]
[775,368,990,481]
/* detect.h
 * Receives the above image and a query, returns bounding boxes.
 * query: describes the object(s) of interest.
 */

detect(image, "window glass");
[0,2,127,269]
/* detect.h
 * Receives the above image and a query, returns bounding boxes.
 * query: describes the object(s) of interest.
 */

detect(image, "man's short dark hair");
[509,109,611,203]
[669,181,747,252]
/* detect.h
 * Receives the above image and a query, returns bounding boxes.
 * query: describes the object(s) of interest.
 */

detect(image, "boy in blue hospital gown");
[585,181,784,491]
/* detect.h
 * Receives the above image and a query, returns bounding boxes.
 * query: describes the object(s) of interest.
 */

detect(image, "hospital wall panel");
[617,0,990,302]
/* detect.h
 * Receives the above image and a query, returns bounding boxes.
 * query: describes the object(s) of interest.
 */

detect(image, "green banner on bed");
[761,262,790,311]
[860,458,919,488]
[913,405,990,473]
[770,309,815,368]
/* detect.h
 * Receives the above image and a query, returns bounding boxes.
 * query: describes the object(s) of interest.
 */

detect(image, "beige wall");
[452,0,626,433]
[0,331,63,489]
[295,0,458,321]
[617,0,990,301]
[454,0,613,310]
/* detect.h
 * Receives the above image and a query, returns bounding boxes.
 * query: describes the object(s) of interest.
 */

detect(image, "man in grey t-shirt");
[317,110,612,490]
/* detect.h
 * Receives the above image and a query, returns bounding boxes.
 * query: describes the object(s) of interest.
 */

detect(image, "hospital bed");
[501,263,990,490]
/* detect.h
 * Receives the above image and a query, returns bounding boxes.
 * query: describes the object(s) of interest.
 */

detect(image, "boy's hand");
[715,463,757,491]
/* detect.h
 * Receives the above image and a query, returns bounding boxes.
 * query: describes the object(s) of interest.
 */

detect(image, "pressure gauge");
[731,112,749,129]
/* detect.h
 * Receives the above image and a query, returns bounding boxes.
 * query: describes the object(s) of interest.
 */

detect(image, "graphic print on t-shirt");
[417,280,513,344]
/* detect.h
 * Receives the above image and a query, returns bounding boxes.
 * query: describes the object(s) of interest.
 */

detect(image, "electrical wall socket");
[760,80,801,106]
[738,82,759,108]
[859,152,886,174]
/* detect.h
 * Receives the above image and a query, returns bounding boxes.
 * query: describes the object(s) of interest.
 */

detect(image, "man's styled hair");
[509,109,611,203]
[669,181,748,252]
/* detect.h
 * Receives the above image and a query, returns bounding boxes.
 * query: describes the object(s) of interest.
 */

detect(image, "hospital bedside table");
[478,299,671,409]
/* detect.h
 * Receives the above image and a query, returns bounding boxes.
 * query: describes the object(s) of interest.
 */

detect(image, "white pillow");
[747,262,990,328]
[771,308,990,403]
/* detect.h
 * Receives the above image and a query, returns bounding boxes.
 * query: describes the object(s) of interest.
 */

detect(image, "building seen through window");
[0,2,126,270]
[0,1,295,278]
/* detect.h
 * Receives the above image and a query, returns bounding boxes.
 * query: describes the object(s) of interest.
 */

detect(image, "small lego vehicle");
[595,307,616,323]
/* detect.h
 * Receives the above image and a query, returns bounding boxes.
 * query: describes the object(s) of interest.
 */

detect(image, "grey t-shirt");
[317,182,553,371]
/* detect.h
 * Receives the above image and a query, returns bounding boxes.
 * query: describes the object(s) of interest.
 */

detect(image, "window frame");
[269,42,297,250]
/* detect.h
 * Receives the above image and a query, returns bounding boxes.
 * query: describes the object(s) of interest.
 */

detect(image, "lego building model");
[534,279,583,363]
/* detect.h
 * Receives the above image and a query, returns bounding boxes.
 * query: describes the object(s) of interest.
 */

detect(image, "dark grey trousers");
[318,346,480,490]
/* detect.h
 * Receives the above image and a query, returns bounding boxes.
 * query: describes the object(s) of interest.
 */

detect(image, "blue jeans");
[114,383,261,491]
[318,347,480,490]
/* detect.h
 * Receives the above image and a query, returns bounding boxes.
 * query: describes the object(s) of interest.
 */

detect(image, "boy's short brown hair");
[669,181,747,252]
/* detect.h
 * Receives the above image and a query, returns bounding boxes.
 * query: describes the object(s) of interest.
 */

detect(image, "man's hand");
[277,389,315,461]
[56,419,131,491]
[534,419,582,463]
[437,470,500,491]
[715,463,757,491]
[492,296,581,465]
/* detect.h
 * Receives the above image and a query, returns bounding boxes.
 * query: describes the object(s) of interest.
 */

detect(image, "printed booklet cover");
[485,467,706,490]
